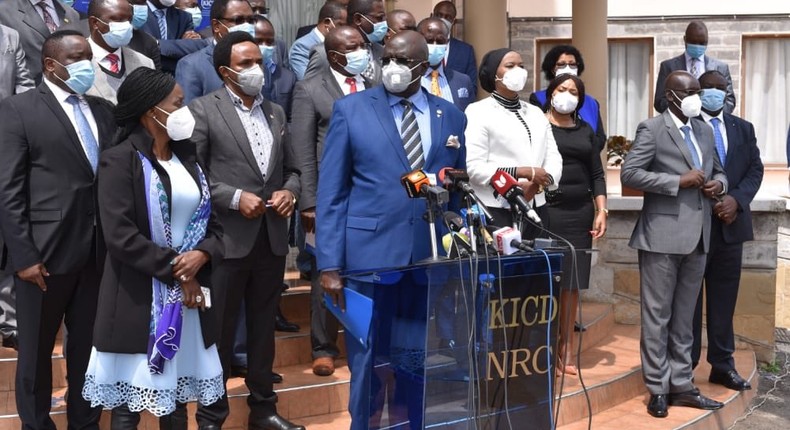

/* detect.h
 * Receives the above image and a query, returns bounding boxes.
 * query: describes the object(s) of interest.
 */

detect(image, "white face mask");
[555,66,578,77]
[160,0,176,7]
[382,61,421,94]
[497,67,528,92]
[551,91,578,114]
[224,65,265,96]
[155,106,196,141]
[672,90,702,118]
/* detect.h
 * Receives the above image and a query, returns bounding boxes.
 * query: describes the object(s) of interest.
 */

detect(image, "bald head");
[684,20,708,46]
[385,30,427,62]
[433,1,456,21]
[665,70,700,119]
[418,17,449,41]
[326,25,361,53]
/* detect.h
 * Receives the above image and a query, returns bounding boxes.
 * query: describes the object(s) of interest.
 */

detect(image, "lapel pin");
[64,18,70,24]
[436,109,442,118]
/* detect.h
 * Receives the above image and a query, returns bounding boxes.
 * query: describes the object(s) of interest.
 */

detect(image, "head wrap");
[478,48,512,93]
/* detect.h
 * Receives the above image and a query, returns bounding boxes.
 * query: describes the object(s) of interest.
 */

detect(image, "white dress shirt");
[668,109,703,166]
[43,77,99,162]
[330,67,364,96]
[88,37,124,72]
[30,0,61,28]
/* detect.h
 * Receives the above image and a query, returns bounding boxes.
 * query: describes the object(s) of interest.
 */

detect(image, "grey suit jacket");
[189,88,301,259]
[654,53,735,114]
[0,24,34,100]
[303,41,382,86]
[86,46,155,104]
[0,0,82,84]
[292,67,371,210]
[621,111,727,255]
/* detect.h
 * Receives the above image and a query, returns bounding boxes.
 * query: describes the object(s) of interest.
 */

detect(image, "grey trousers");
[0,273,16,338]
[638,248,706,395]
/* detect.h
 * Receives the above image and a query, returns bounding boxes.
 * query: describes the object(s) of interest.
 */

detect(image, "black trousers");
[196,225,285,426]
[15,253,101,430]
[692,221,744,373]
[310,255,339,359]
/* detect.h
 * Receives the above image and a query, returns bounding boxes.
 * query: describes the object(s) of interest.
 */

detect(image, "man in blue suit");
[289,2,346,80]
[316,31,466,430]
[691,70,763,392]
[432,1,477,98]
[255,16,296,120]
[418,17,473,112]
[140,0,207,73]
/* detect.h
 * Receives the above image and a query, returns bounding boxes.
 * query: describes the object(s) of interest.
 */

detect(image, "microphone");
[442,231,473,258]
[443,211,466,233]
[489,170,542,224]
[401,169,449,204]
[438,168,494,223]
[484,225,535,253]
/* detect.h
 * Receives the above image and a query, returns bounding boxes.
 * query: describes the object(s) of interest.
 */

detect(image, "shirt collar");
[31,0,53,8]
[88,37,121,62]
[312,26,325,43]
[387,87,429,114]
[225,85,264,111]
[265,59,276,74]
[424,64,446,78]
[668,109,690,129]
[330,65,362,82]
[701,110,724,124]
[684,51,705,65]
[43,76,77,103]
[147,0,164,12]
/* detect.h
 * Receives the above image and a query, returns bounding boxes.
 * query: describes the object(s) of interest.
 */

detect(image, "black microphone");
[443,211,465,232]
[438,167,494,223]
[489,170,542,224]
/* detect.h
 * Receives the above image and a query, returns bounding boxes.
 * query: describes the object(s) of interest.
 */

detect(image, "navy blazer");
[445,37,477,98]
[715,113,763,244]
[425,67,474,112]
[316,86,467,274]
[140,6,203,74]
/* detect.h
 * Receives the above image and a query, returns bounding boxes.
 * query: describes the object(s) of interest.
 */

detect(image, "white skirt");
[82,308,225,417]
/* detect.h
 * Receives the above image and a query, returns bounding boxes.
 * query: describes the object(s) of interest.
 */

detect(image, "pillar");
[571,0,608,126]
[463,0,508,98]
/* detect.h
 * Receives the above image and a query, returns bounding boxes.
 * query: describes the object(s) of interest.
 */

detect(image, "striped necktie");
[400,100,424,170]
[153,9,167,39]
[710,117,726,166]
[106,53,120,74]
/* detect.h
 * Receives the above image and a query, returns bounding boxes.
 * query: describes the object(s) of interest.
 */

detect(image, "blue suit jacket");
[445,67,474,112]
[176,44,296,116]
[289,30,323,80]
[718,113,763,244]
[316,86,467,273]
[446,37,477,98]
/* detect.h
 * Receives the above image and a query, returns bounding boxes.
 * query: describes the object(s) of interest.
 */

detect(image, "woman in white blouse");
[465,48,563,234]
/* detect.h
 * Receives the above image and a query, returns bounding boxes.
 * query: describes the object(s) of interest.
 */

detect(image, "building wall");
[510,0,790,18]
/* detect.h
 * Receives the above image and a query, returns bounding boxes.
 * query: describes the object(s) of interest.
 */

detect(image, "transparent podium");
[337,252,562,430]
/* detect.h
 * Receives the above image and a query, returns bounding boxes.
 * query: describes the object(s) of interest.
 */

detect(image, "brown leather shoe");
[312,357,335,376]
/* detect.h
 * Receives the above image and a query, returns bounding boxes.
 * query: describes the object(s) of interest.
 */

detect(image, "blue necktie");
[153,9,167,39]
[680,125,701,169]
[66,95,99,173]
[710,117,726,166]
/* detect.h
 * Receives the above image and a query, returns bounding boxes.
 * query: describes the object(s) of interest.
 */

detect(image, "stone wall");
[509,15,790,113]
[589,194,787,363]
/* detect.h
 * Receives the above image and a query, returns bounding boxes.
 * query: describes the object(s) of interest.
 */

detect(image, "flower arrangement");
[606,135,632,167]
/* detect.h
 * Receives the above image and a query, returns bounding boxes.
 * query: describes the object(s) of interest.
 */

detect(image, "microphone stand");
[464,195,478,256]
[422,188,449,262]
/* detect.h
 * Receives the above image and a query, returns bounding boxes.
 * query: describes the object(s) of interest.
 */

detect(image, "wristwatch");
[596,208,609,215]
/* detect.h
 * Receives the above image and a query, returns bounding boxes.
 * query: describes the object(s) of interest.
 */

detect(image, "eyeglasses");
[251,7,269,15]
[555,62,578,68]
[221,15,256,26]
[382,57,420,66]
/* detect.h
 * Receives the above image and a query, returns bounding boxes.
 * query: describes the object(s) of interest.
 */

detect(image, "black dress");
[544,121,606,290]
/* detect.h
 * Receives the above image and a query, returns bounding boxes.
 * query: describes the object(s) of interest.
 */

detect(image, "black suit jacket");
[92,126,224,353]
[715,113,764,244]
[0,0,82,84]
[190,88,301,259]
[0,82,115,274]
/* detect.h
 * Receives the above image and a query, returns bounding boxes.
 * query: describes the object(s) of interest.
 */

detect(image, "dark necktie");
[400,100,424,170]
[37,2,57,33]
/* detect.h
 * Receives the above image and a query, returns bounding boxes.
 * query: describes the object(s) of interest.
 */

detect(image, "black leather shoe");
[647,394,668,418]
[2,333,18,350]
[669,388,724,410]
[231,365,248,378]
[249,413,305,430]
[275,308,300,332]
[710,369,752,391]
[272,372,283,384]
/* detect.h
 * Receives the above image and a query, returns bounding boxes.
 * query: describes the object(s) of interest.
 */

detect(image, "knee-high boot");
[159,402,188,430]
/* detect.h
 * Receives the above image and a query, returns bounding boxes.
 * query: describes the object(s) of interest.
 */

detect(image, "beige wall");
[510,0,790,18]
[389,0,437,21]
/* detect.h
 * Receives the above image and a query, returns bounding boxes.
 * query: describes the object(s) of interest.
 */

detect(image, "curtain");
[268,0,324,47]
[743,38,790,164]
[607,40,650,140]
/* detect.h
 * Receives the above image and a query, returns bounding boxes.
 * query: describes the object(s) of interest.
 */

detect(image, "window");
[742,35,790,165]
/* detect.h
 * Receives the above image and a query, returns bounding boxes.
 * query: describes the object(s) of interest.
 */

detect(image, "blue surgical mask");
[98,19,134,48]
[700,88,726,112]
[259,44,275,65]
[184,7,203,29]
[336,48,369,76]
[132,5,149,29]
[686,43,706,59]
[221,21,255,38]
[360,14,388,44]
[62,0,75,7]
[52,59,95,95]
[427,43,448,66]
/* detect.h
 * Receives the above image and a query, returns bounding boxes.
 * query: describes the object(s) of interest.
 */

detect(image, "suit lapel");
[20,0,50,39]
[38,84,95,177]
[321,67,343,100]
[662,111,696,170]
[723,114,738,169]
[261,100,281,180]
[85,97,112,152]
[88,60,114,100]
[370,87,410,171]
[424,94,444,168]
[215,90,265,181]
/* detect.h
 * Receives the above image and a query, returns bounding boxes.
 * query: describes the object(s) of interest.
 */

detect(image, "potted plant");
[606,135,642,196]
